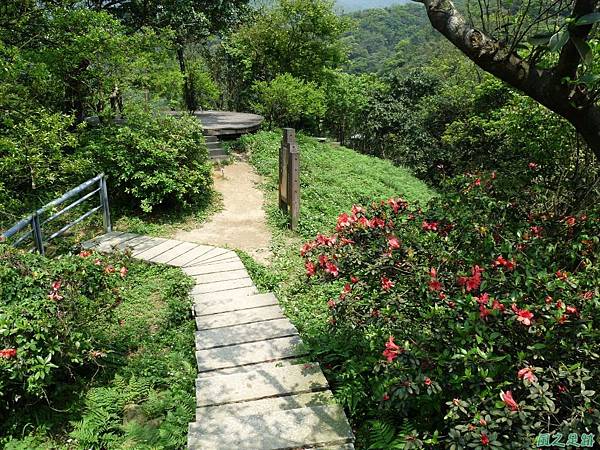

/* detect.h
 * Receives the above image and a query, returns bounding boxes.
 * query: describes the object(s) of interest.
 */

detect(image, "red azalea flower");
[556,300,564,310]
[388,236,401,250]
[381,276,395,291]
[438,292,447,300]
[557,384,568,393]
[517,367,537,382]
[566,305,578,315]
[382,393,390,401]
[447,301,456,309]
[457,276,468,286]
[382,336,402,362]
[474,178,481,186]
[300,242,314,256]
[336,213,352,229]
[51,280,61,291]
[528,162,538,170]
[369,217,386,229]
[479,305,491,320]
[305,261,316,277]
[340,237,355,246]
[530,226,543,238]
[581,291,594,300]
[120,267,128,278]
[79,250,92,257]
[429,279,442,292]
[351,204,364,215]
[565,216,576,227]
[492,299,505,311]
[476,293,490,306]
[0,348,17,359]
[422,220,439,232]
[500,390,519,411]
[545,295,553,304]
[556,270,568,281]
[325,261,339,277]
[105,265,115,274]
[491,171,497,179]
[48,291,63,301]
[511,304,534,326]
[424,377,432,386]
[350,276,359,284]
[327,299,336,309]
[481,433,490,446]
[429,267,437,278]
[558,314,568,324]
[318,254,329,267]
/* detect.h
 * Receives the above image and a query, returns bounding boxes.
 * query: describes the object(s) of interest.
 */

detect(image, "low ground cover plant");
[301,171,600,448]
[0,246,195,449]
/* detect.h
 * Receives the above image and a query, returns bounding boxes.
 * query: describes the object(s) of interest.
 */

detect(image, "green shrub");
[301,172,600,447]
[251,73,326,131]
[0,245,128,402]
[80,107,212,213]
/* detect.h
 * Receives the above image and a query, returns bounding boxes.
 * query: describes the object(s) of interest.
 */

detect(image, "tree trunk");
[414,0,600,160]
[177,44,197,112]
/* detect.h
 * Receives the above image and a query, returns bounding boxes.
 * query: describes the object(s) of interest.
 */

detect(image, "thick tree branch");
[412,0,600,160]
[556,0,597,79]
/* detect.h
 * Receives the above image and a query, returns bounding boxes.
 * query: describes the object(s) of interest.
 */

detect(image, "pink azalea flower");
[517,367,537,383]
[500,390,519,411]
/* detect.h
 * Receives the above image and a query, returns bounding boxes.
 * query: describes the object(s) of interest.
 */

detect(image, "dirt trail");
[174,161,273,264]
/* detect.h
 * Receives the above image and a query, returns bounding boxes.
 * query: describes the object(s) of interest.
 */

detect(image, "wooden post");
[287,135,300,231]
[279,128,300,230]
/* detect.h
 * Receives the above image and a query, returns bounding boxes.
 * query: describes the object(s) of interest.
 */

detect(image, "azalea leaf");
[571,36,593,65]
[548,30,570,52]
[578,73,600,86]
[575,12,600,26]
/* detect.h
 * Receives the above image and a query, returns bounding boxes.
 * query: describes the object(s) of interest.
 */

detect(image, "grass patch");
[1,258,196,449]
[241,130,434,239]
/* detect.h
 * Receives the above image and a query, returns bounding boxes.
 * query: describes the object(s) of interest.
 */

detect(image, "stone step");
[201,256,240,266]
[191,277,254,295]
[193,268,250,285]
[83,231,137,251]
[195,317,298,350]
[209,148,228,157]
[195,304,284,330]
[196,390,335,420]
[193,285,259,302]
[204,135,219,143]
[184,260,246,276]
[194,292,278,316]
[187,404,354,449]
[207,141,222,149]
[195,362,328,408]
[195,335,305,373]
[211,155,229,163]
[115,234,153,251]
[197,358,302,379]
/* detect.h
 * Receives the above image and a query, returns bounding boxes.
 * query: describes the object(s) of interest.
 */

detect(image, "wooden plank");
[115,234,152,251]
[95,232,139,252]
[168,244,215,267]
[193,269,250,285]
[183,260,246,276]
[134,239,182,260]
[192,286,258,302]
[185,248,231,266]
[151,241,198,264]
[130,237,168,256]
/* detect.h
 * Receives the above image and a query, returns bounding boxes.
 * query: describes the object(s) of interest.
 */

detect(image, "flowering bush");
[301,172,599,448]
[0,245,129,403]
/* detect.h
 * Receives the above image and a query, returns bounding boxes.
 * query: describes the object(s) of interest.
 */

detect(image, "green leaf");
[549,31,570,52]
[529,32,553,46]
[571,37,594,65]
[575,12,600,26]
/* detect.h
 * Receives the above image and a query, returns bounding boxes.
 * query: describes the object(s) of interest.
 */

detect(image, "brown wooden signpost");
[279,128,300,230]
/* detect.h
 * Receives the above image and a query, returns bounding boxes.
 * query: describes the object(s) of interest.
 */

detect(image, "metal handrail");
[0,174,112,255]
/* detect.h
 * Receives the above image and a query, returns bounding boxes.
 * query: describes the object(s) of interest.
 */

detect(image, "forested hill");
[344,3,444,74]
[336,0,408,11]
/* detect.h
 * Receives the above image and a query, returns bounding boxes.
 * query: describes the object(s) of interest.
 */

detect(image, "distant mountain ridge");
[336,0,408,11]
[253,0,409,12]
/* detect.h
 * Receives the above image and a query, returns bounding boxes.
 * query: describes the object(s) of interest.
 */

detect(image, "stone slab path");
[84,232,354,450]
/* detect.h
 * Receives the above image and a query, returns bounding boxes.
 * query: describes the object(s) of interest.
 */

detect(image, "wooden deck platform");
[194,110,264,137]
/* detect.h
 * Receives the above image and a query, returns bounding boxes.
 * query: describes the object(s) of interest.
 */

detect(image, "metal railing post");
[31,213,45,255]
[100,175,112,233]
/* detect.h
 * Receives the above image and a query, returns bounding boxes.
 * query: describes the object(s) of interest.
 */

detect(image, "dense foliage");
[301,171,600,447]
[0,246,195,448]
